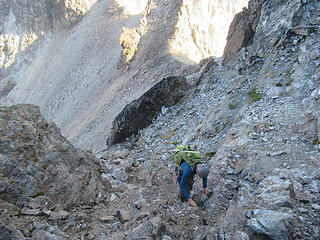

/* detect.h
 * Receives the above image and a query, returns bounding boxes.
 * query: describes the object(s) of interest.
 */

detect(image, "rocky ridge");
[0,104,112,239]
[0,0,320,239]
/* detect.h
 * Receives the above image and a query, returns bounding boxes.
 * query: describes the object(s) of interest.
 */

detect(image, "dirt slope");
[2,0,247,153]
[4,0,145,152]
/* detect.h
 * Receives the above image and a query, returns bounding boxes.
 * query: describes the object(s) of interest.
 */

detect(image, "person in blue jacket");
[173,146,210,207]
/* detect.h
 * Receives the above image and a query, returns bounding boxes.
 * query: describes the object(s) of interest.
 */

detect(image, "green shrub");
[285,67,293,76]
[204,152,216,158]
[286,78,294,86]
[32,192,45,198]
[228,102,238,110]
[249,87,263,103]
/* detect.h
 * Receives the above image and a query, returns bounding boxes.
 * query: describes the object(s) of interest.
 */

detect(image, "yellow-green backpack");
[173,145,202,167]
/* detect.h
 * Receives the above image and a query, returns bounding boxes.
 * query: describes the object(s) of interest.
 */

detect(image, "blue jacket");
[177,161,208,200]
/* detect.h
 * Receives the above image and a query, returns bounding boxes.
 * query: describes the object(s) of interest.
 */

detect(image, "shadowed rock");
[107,76,190,145]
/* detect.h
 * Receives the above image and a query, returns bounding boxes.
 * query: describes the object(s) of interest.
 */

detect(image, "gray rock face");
[0,0,95,32]
[32,223,70,240]
[0,104,110,208]
[111,167,128,182]
[0,104,111,238]
[247,209,293,240]
[107,76,191,145]
[234,231,250,240]
[0,222,25,240]
[96,1,320,239]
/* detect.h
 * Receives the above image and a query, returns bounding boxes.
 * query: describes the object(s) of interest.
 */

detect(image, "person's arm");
[202,176,207,188]
[202,177,210,195]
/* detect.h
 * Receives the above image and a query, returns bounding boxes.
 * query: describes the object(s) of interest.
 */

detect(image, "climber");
[173,146,211,207]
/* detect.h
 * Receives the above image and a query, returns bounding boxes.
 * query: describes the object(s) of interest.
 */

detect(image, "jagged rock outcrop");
[107,76,191,145]
[0,104,110,207]
[222,0,264,63]
[0,104,111,238]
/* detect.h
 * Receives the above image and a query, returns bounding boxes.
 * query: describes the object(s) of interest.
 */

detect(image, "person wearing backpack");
[173,146,210,207]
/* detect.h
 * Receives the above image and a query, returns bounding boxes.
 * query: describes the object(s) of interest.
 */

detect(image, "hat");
[196,164,209,178]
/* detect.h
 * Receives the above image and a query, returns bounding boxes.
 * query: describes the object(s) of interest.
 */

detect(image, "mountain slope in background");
[1,0,248,153]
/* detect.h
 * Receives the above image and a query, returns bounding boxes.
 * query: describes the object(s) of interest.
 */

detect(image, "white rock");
[111,167,128,182]
[110,194,117,201]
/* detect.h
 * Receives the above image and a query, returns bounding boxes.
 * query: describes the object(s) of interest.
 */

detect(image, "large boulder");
[247,209,293,240]
[107,76,191,145]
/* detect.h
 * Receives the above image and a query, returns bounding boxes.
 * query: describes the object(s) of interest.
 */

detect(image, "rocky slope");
[1,0,248,153]
[99,0,320,239]
[0,104,111,239]
[0,0,319,239]
[0,0,98,99]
